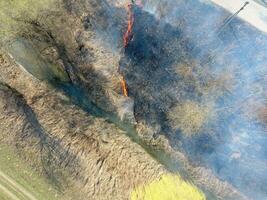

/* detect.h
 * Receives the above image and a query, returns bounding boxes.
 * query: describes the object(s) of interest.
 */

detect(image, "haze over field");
[211,0,267,33]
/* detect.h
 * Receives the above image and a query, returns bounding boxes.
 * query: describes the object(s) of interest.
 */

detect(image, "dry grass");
[0,0,58,44]
[170,61,236,137]
[168,100,213,136]
[175,61,235,99]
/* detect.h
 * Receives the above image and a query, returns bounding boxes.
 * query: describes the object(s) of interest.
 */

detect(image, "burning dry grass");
[168,100,213,136]
[131,174,206,200]
[121,77,129,97]
[123,3,135,47]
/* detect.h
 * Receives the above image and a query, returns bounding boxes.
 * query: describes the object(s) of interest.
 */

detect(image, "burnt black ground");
[119,2,267,199]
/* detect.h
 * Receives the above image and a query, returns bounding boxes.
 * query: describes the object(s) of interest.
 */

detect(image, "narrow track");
[0,170,37,200]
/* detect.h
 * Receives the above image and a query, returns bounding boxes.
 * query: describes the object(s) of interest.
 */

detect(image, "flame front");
[119,3,135,97]
[121,77,129,97]
[120,2,141,97]
[123,4,134,47]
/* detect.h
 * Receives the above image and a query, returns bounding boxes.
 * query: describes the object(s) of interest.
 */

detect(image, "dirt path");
[0,170,37,200]
[0,182,21,200]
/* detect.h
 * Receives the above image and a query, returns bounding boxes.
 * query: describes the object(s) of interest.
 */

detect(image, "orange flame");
[123,4,134,47]
[121,77,129,97]
[119,2,142,97]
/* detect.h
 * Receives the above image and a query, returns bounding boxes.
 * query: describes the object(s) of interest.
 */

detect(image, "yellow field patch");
[131,174,206,200]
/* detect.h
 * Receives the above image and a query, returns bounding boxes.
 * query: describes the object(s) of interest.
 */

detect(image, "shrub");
[168,100,213,136]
